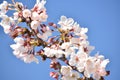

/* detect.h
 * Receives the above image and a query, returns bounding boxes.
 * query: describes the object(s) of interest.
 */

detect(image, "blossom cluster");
[0,0,110,80]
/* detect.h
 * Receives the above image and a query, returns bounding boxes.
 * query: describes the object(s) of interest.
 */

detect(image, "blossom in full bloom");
[92,54,110,80]
[10,37,27,57]
[79,40,95,54]
[72,22,89,40]
[31,9,48,22]
[14,37,25,45]
[31,0,48,22]
[10,37,39,64]
[0,1,8,14]
[73,23,88,39]
[82,54,109,79]
[60,42,71,49]
[61,66,80,80]
[43,47,55,57]
[38,9,48,22]
[84,57,96,78]
[58,16,74,30]
[61,71,80,80]
[61,66,72,76]
[22,9,31,18]
[22,54,39,64]
[31,20,40,30]
[60,42,74,57]
[69,51,88,72]
[31,12,39,21]
[0,14,15,34]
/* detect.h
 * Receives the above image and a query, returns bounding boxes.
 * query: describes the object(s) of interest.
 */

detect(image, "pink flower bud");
[50,72,59,79]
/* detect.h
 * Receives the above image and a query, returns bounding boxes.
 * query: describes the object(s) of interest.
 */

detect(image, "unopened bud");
[50,72,59,79]
[50,61,61,70]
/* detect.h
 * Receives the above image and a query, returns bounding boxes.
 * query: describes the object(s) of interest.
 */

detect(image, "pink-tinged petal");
[22,9,31,18]
[31,20,40,30]
[14,37,24,45]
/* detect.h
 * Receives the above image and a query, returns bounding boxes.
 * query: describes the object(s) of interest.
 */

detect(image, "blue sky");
[0,0,120,80]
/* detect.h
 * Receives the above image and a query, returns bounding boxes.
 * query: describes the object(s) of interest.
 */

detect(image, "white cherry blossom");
[10,37,27,57]
[31,20,40,30]
[2,25,11,34]
[32,0,48,22]
[84,57,95,78]
[43,47,57,57]
[69,51,88,72]
[0,14,14,26]
[0,1,8,14]
[79,40,95,54]
[10,43,28,58]
[38,10,48,22]
[61,66,80,80]
[58,16,74,30]
[31,9,48,22]
[55,49,65,58]
[0,14,15,33]
[80,33,88,40]
[92,55,109,80]
[10,37,38,64]
[14,37,24,45]
[80,28,88,34]
[22,9,31,18]
[22,54,39,64]
[82,54,110,79]
[61,66,72,76]
[60,42,75,57]
[31,12,39,21]
[69,71,80,80]
[35,0,46,11]
[60,42,71,50]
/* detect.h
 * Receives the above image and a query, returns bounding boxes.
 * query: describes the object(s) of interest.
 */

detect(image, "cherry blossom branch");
[0,0,110,80]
